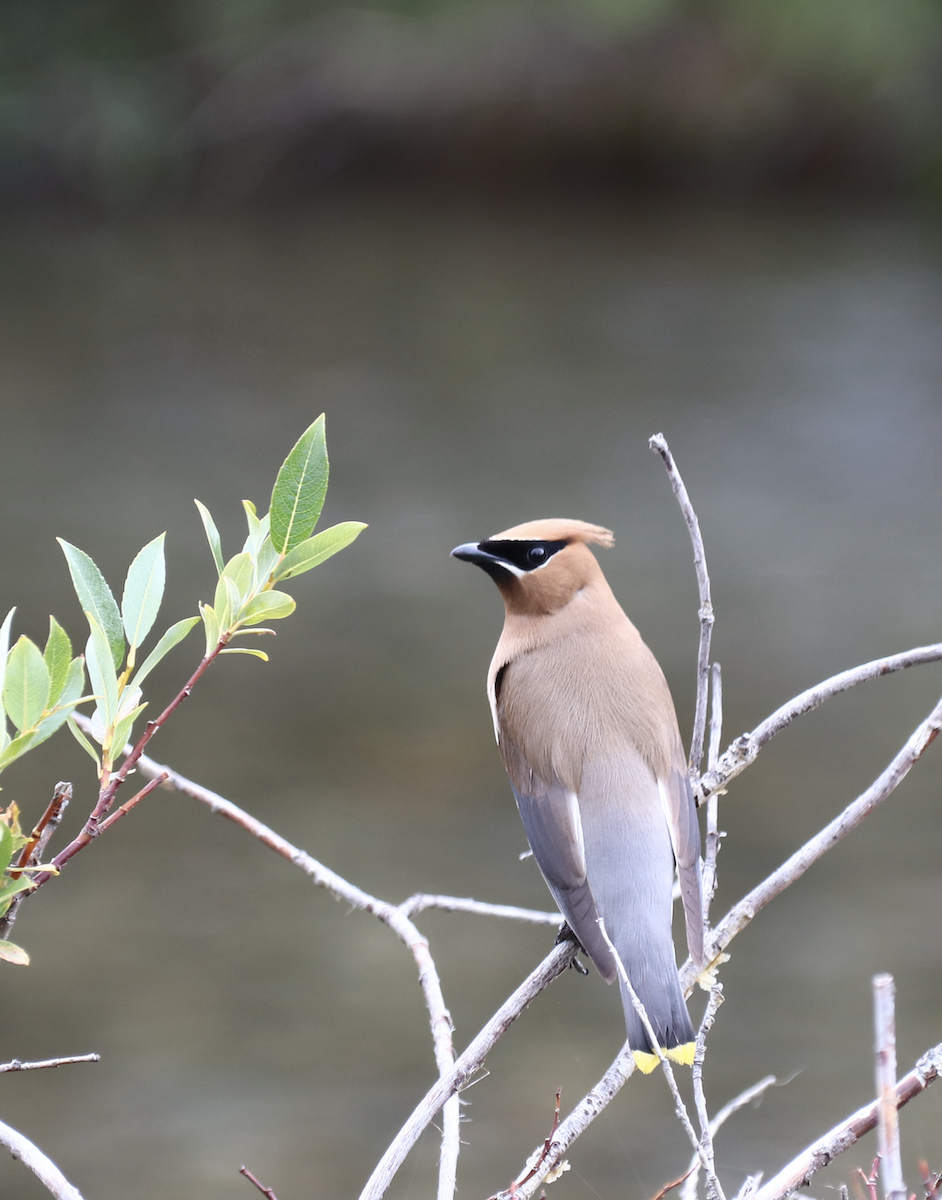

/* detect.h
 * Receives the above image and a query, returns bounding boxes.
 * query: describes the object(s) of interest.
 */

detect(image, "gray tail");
[617,955,695,1056]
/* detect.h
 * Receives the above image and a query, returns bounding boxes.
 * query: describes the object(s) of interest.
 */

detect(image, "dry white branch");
[685,689,942,987]
[682,1073,778,1200]
[398,894,561,924]
[690,987,726,1200]
[697,643,942,803]
[0,1118,85,1200]
[703,662,723,918]
[873,974,905,1200]
[749,1042,942,1200]
[0,1054,99,1073]
[650,433,714,774]
[358,940,577,1200]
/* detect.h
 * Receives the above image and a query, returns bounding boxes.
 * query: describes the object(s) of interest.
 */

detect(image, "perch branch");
[697,643,942,803]
[0,1118,86,1200]
[682,1072,777,1200]
[0,1054,99,1074]
[398,894,560,924]
[873,974,905,1200]
[686,689,942,987]
[749,1042,942,1200]
[649,434,714,774]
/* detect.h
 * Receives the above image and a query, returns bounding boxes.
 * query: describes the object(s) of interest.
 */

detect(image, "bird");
[451,518,703,1073]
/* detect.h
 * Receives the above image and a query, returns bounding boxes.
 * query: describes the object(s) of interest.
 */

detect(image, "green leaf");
[110,701,147,761]
[68,716,101,768]
[200,603,220,656]
[30,657,88,747]
[122,533,166,652]
[0,606,17,714]
[242,499,263,556]
[3,637,50,733]
[269,415,328,554]
[43,617,73,705]
[274,522,367,582]
[131,617,199,689]
[220,647,269,661]
[214,552,254,629]
[239,591,296,625]
[0,731,38,771]
[0,821,13,875]
[195,500,224,576]
[58,540,125,669]
[85,614,118,728]
[0,939,29,966]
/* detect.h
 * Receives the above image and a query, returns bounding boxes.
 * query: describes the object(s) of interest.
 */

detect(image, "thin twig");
[398,894,561,925]
[30,637,235,890]
[596,920,724,1199]
[0,1118,86,1200]
[703,663,723,920]
[239,1165,279,1199]
[494,1044,638,1200]
[697,643,942,804]
[0,782,71,940]
[690,987,726,1200]
[683,1068,777,1200]
[873,974,905,1200]
[749,1042,942,1200]
[685,689,942,989]
[0,1054,100,1073]
[649,434,714,774]
[357,941,577,1200]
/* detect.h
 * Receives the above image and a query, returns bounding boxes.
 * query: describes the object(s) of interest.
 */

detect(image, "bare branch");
[697,644,942,804]
[683,1070,777,1200]
[703,662,723,919]
[649,433,714,774]
[873,974,905,1200]
[0,782,71,940]
[239,1165,279,1200]
[358,940,577,1200]
[685,690,942,988]
[0,1054,99,1074]
[398,894,560,924]
[0,1118,86,1200]
[690,987,726,1200]
[750,1042,942,1200]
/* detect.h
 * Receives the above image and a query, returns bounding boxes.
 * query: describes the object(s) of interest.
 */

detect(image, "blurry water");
[1,194,941,1199]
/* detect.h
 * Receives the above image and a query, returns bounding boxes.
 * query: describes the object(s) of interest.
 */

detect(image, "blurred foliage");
[1,0,941,205]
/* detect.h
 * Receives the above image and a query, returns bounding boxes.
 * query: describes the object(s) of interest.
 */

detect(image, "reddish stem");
[29,634,230,889]
[239,1166,279,1200]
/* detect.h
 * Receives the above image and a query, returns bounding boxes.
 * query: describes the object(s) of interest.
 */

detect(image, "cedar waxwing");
[452,519,703,1073]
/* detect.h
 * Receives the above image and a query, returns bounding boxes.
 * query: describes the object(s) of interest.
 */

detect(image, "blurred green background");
[2,0,942,206]
[2,3,942,1200]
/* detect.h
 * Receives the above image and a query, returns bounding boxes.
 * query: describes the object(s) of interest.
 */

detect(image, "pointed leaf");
[255,537,281,588]
[0,607,17,712]
[3,637,50,733]
[68,716,101,768]
[131,617,200,689]
[274,522,367,582]
[43,617,73,705]
[195,500,224,576]
[122,533,166,651]
[200,603,220,656]
[0,940,29,966]
[58,540,125,669]
[0,821,13,875]
[85,615,118,728]
[269,415,328,553]
[239,591,296,625]
[31,658,88,747]
[242,499,263,557]
[220,647,269,661]
[110,701,147,761]
[0,731,38,770]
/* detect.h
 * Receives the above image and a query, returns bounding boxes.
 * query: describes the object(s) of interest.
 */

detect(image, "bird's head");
[451,518,615,616]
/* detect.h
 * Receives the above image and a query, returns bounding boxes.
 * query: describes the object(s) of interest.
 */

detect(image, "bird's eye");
[527,545,548,566]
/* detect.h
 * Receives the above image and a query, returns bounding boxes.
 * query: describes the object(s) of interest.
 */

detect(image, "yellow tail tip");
[631,1042,695,1073]
[631,1050,660,1074]
[666,1041,696,1067]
